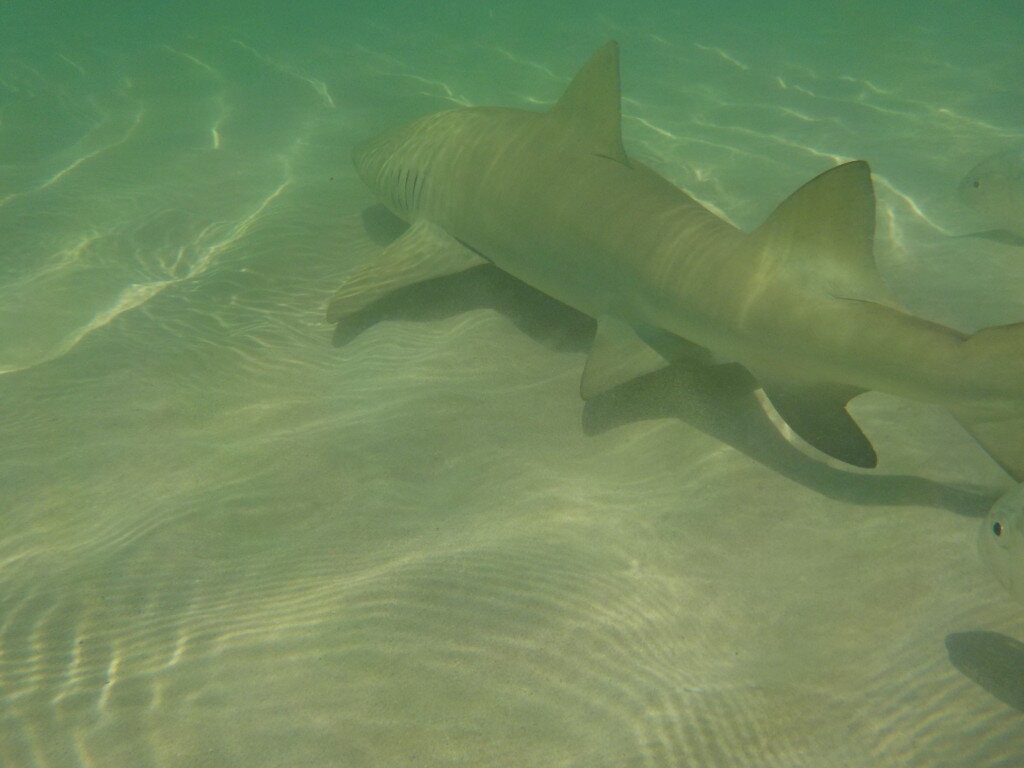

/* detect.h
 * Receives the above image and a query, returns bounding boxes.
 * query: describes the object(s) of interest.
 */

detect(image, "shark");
[958,147,1024,246]
[981,483,1024,603]
[328,41,1024,480]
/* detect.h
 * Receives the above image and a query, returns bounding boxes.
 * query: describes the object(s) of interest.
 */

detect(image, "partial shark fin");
[549,41,629,166]
[326,219,486,323]
[749,160,897,306]
[957,229,1024,247]
[759,378,877,468]
[950,406,1024,482]
[632,324,715,367]
[950,321,1024,481]
[581,315,668,399]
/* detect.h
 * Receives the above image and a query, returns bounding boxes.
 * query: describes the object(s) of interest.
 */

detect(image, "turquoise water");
[2,1,1023,765]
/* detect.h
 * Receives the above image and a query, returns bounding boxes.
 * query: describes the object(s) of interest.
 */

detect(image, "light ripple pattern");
[1,3,1024,768]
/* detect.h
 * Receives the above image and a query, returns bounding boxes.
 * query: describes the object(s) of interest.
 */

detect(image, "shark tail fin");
[951,406,1024,482]
[951,321,1024,482]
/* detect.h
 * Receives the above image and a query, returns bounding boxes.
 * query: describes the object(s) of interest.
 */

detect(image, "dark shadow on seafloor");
[329,210,999,519]
[331,262,596,355]
[361,202,412,246]
[580,357,994,517]
[946,631,1024,713]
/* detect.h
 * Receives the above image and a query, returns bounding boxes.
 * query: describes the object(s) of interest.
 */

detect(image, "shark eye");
[973,179,981,188]
[993,521,1003,536]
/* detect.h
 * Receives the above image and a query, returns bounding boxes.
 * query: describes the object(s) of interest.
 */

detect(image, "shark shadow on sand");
[946,631,1024,713]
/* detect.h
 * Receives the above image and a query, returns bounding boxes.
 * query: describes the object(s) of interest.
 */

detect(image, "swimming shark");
[329,41,1024,480]
[958,147,1024,246]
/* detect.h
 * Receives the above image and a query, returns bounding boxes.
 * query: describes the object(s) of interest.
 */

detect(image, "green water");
[2,1,1023,765]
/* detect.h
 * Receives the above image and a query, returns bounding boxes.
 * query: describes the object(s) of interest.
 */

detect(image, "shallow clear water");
[2,1,1024,765]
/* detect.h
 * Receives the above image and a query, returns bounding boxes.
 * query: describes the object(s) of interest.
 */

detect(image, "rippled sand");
[2,6,1024,766]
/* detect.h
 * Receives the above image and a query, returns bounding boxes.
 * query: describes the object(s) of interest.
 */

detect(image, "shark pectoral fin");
[548,40,629,166]
[581,315,669,400]
[749,160,897,306]
[951,323,1024,481]
[326,219,486,323]
[950,406,1024,482]
[760,379,877,468]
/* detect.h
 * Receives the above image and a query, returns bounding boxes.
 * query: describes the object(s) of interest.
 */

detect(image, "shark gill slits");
[385,165,425,211]
[405,169,418,211]
[396,168,410,211]
[386,166,425,213]
[379,163,395,208]
[412,170,427,210]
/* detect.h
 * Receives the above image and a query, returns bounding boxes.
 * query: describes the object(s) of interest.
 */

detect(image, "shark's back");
[334,41,1024,482]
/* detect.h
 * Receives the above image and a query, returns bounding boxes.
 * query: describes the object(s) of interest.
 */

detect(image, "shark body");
[330,41,1024,479]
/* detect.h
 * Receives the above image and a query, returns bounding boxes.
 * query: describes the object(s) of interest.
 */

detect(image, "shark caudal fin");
[950,321,1024,482]
[952,408,1024,482]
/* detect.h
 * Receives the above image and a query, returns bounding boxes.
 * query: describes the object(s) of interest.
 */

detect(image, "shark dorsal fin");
[749,160,897,305]
[549,40,629,165]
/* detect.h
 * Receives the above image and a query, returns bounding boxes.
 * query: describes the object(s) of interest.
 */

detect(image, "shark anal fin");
[581,315,669,400]
[760,379,876,468]
[327,219,486,324]
[548,40,629,167]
